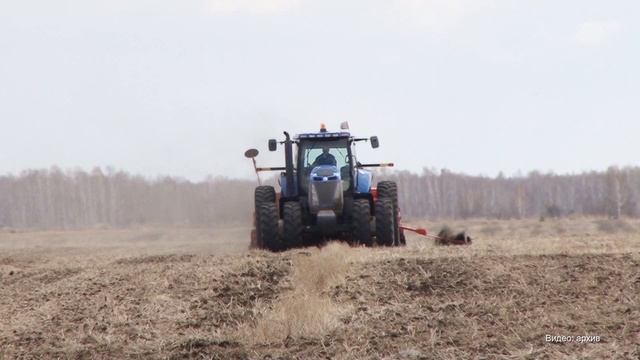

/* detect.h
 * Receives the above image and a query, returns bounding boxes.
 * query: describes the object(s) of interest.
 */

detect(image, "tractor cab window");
[298,139,351,193]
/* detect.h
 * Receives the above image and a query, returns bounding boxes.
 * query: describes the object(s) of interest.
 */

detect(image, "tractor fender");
[278,172,298,197]
[355,169,372,193]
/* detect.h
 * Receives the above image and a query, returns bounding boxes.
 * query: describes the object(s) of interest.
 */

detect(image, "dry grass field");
[1,218,639,359]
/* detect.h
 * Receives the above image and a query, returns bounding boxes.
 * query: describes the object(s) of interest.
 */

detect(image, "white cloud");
[575,21,621,46]
[382,0,496,35]
[205,0,496,31]
[207,0,301,15]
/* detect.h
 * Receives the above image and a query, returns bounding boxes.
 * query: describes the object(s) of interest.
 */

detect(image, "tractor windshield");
[298,138,351,193]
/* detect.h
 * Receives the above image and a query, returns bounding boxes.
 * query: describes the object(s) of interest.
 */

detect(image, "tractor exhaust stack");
[283,131,295,198]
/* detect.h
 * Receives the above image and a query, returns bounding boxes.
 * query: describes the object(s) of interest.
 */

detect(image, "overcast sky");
[1,0,638,180]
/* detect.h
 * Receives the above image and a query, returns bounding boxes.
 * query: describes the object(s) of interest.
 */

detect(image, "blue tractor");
[249,124,405,251]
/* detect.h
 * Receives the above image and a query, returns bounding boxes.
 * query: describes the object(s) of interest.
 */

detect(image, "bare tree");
[2,165,640,229]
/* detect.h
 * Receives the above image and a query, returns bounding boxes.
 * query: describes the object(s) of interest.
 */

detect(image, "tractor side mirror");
[370,136,379,149]
[268,139,277,151]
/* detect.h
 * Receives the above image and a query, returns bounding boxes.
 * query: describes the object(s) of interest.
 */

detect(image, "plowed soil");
[1,219,639,359]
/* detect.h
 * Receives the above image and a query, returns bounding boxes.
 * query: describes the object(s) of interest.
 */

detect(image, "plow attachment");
[401,225,472,245]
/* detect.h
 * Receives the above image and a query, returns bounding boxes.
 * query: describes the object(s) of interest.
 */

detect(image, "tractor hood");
[308,165,344,215]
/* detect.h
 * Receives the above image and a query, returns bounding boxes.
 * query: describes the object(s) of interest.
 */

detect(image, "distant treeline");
[382,166,639,220]
[0,166,637,229]
[0,167,254,229]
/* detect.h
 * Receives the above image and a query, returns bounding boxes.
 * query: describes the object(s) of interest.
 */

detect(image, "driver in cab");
[312,146,337,167]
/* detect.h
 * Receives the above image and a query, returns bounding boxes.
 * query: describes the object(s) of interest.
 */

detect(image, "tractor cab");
[296,132,353,191]
[296,131,353,216]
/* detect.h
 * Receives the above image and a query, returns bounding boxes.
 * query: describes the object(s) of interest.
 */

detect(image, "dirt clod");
[436,225,472,245]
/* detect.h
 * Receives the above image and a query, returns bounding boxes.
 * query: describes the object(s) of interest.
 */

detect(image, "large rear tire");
[376,198,395,246]
[254,186,276,249]
[255,186,276,209]
[378,181,401,246]
[352,199,372,246]
[377,181,397,206]
[258,202,282,251]
[282,201,303,249]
